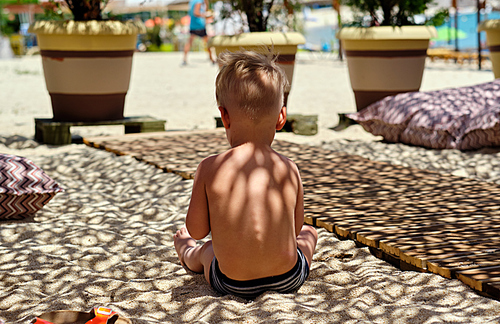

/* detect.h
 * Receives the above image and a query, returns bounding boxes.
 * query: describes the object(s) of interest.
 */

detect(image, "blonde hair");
[215,50,288,121]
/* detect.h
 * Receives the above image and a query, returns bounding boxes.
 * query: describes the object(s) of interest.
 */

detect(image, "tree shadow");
[2,133,500,323]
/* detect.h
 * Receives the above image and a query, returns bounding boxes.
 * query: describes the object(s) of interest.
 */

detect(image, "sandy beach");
[1,52,500,323]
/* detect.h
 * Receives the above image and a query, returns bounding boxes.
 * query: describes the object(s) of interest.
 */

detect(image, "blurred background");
[1,0,499,60]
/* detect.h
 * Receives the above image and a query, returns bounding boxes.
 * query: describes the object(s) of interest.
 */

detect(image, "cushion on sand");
[0,154,63,220]
[347,80,500,150]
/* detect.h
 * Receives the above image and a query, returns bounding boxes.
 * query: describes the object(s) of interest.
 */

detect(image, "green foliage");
[146,43,174,52]
[0,0,38,4]
[42,0,109,21]
[218,0,301,32]
[425,8,449,27]
[140,17,179,52]
[342,0,436,26]
[0,12,20,35]
[38,1,66,20]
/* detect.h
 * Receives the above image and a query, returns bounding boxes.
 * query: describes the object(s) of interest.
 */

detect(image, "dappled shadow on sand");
[1,134,500,323]
[86,131,500,300]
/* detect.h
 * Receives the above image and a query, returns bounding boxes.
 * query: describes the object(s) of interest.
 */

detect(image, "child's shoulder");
[273,149,299,167]
[198,150,230,169]
[199,145,298,170]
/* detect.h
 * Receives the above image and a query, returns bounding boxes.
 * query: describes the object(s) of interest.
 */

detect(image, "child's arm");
[294,165,305,237]
[185,160,211,240]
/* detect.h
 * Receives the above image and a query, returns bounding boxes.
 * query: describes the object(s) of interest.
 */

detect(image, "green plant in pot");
[28,0,146,122]
[337,0,440,111]
[209,0,305,106]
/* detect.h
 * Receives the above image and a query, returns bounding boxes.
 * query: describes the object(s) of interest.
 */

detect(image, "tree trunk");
[243,0,265,32]
[65,0,102,21]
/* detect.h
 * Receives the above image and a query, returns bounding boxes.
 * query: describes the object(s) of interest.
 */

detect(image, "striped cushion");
[0,154,63,220]
[348,80,500,150]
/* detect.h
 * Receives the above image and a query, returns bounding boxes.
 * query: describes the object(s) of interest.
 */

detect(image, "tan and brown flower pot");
[209,32,305,106]
[478,20,500,78]
[337,26,437,111]
[29,20,145,122]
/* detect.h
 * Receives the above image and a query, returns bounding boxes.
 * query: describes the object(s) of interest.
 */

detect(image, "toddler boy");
[174,51,318,299]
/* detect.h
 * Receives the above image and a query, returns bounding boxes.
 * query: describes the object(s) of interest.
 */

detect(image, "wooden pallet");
[35,116,166,145]
[427,48,490,65]
[83,131,500,301]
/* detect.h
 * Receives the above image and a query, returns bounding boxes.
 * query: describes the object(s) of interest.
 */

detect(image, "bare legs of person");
[183,34,215,65]
[174,227,214,283]
[173,225,318,284]
[296,225,318,268]
[183,34,196,65]
[203,35,216,64]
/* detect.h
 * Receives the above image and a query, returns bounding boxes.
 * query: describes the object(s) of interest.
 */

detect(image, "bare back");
[186,142,304,281]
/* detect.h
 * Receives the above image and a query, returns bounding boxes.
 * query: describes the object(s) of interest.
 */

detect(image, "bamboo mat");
[84,130,500,301]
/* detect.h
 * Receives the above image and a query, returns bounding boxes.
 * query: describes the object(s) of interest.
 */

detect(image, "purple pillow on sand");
[0,154,63,220]
[347,80,500,150]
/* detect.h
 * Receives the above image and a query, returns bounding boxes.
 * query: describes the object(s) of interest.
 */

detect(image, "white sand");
[1,52,500,323]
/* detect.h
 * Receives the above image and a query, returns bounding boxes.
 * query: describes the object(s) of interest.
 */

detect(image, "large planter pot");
[28,20,145,122]
[209,32,305,106]
[337,26,437,111]
[478,20,500,78]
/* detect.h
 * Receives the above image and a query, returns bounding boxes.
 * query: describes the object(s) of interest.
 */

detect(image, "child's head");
[215,50,288,122]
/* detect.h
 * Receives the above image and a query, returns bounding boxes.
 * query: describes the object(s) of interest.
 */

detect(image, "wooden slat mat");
[84,130,500,300]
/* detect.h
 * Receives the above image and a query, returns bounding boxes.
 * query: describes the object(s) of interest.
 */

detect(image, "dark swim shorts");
[209,248,310,299]
[190,29,207,37]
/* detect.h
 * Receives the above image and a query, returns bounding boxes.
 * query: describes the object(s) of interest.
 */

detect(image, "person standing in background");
[183,0,215,65]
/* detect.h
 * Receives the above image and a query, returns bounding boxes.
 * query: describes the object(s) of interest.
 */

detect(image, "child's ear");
[276,106,287,131]
[218,106,230,129]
